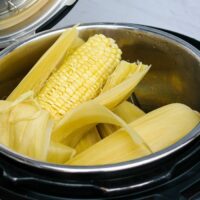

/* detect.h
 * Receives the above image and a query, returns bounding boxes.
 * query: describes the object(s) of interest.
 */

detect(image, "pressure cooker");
[0,3,200,200]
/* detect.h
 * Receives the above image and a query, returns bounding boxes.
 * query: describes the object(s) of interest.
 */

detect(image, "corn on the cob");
[68,103,200,166]
[37,34,121,119]
[2,26,157,164]
[75,127,101,153]
[50,59,148,144]
[49,58,149,145]
[7,25,149,122]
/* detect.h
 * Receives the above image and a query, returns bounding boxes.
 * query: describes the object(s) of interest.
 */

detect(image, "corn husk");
[101,60,132,92]
[47,141,76,164]
[68,130,150,166]
[52,101,150,151]
[68,103,200,166]
[7,26,79,101]
[51,62,150,147]
[0,92,53,161]
[113,101,145,123]
[75,127,101,153]
[97,123,117,138]
[95,63,150,109]
[98,101,145,138]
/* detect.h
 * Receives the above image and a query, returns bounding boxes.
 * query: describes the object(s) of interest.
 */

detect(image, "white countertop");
[55,0,200,41]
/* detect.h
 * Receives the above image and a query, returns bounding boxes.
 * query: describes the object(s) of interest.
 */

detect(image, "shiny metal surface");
[0,23,200,174]
[0,0,77,48]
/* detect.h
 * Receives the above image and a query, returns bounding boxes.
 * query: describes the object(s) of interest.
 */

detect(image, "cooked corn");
[37,34,121,119]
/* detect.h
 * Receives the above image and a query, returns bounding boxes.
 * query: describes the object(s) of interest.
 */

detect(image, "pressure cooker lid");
[0,0,77,49]
[0,0,36,17]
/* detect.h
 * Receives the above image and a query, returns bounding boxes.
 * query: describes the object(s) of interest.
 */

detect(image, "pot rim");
[0,22,200,174]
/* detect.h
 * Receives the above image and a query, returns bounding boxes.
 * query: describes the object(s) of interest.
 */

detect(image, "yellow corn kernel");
[37,34,121,119]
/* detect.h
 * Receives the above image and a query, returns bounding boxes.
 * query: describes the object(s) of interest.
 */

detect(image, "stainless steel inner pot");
[0,23,200,177]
